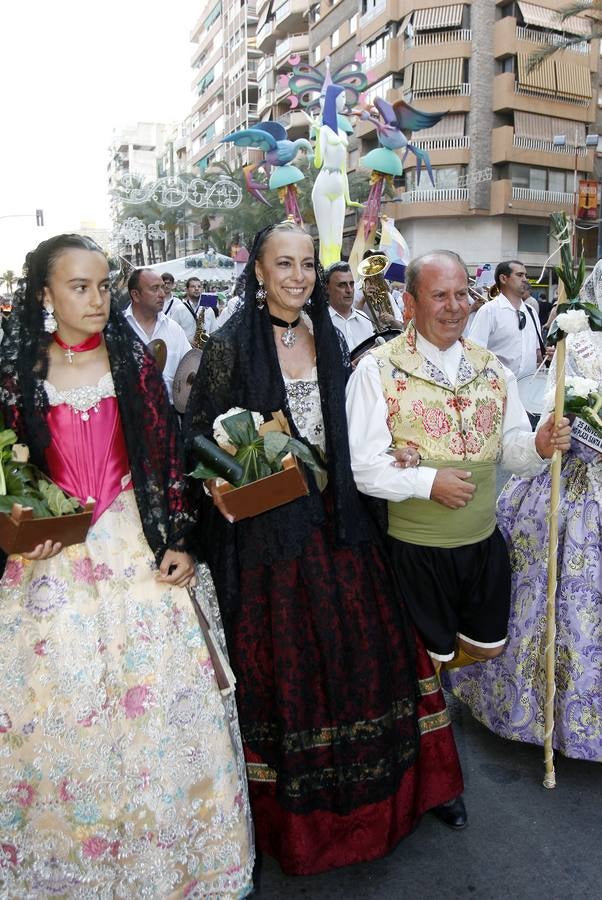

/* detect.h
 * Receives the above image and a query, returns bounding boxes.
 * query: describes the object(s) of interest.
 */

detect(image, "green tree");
[1,270,16,294]
[528,2,602,68]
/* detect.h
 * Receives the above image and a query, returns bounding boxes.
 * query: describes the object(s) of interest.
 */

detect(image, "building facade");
[187,0,601,270]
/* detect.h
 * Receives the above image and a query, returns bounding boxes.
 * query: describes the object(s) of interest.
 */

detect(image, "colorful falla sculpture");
[285,55,369,266]
[220,121,312,223]
[358,97,446,241]
[311,85,365,267]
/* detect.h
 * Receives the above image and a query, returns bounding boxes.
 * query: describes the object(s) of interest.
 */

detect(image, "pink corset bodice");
[44,373,131,523]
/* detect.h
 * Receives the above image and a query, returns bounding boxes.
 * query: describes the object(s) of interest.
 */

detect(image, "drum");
[517,369,549,416]
[350,328,402,366]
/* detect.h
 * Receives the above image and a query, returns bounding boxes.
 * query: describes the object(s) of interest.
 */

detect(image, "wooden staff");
[543,289,567,789]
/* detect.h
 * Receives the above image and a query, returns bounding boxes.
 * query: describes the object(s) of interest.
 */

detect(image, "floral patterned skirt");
[447,446,602,762]
[0,490,254,898]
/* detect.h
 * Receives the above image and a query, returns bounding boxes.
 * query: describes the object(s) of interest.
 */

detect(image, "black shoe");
[431,795,467,830]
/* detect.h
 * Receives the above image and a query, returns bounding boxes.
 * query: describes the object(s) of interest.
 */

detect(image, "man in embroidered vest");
[345,251,571,828]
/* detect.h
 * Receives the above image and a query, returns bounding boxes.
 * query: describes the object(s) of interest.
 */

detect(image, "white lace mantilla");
[284,367,326,454]
[44,372,115,421]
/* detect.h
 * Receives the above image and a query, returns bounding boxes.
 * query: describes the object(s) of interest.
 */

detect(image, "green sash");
[388,460,497,549]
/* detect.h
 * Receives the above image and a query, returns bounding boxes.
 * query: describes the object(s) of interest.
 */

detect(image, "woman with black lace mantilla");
[184,221,464,876]
[0,235,253,897]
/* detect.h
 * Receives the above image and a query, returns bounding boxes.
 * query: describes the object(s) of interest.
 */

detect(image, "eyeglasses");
[517,310,526,330]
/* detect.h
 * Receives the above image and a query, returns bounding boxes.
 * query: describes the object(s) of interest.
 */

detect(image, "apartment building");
[107,122,173,195]
[188,0,601,268]
[353,0,600,268]
[189,1,262,171]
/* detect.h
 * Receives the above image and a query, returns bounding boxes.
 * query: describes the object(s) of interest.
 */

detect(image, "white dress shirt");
[215,296,244,329]
[468,293,542,379]
[170,298,218,342]
[345,332,547,503]
[124,306,191,403]
[162,294,185,318]
[328,305,374,351]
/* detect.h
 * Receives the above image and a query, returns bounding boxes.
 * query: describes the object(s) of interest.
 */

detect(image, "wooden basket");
[215,454,308,521]
[0,501,95,555]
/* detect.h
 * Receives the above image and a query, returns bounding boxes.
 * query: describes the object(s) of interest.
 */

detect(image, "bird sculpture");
[355,98,447,241]
[221,122,312,222]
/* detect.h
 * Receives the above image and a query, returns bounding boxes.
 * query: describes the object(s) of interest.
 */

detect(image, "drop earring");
[256,282,267,309]
[43,304,58,334]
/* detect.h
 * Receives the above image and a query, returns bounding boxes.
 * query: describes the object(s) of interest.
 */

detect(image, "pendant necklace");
[53,332,102,364]
[269,313,301,349]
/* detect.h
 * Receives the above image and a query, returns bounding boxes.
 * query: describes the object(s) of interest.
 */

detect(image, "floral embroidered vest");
[371,324,507,463]
[371,325,508,547]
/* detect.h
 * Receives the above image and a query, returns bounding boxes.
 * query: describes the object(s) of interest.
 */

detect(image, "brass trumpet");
[357,253,396,331]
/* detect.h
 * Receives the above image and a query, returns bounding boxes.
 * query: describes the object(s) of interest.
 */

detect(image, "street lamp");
[552,130,599,257]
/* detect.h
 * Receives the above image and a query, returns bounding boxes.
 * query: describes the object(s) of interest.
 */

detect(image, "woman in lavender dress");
[447,266,602,763]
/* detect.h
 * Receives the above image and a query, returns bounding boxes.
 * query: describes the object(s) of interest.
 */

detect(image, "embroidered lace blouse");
[284,367,326,456]
[44,372,132,523]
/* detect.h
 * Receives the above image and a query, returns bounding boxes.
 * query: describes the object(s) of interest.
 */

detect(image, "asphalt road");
[257,694,601,900]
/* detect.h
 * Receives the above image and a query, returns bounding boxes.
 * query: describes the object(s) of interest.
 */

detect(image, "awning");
[515,112,586,143]
[257,0,273,32]
[413,57,463,91]
[555,61,593,99]
[517,52,556,93]
[517,2,591,37]
[412,112,465,139]
[402,62,413,93]
[413,4,463,31]
[399,11,413,36]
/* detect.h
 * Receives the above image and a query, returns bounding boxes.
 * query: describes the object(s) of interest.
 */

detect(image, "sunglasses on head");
[517,310,526,330]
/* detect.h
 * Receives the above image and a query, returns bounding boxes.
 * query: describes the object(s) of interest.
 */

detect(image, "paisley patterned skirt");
[0,490,254,898]
[447,445,602,762]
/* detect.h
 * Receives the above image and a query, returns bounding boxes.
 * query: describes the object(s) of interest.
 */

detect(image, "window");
[315,44,322,63]
[350,13,358,33]
[518,223,549,253]
[331,29,340,49]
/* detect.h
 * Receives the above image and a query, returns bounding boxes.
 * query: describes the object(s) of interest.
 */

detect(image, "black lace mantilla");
[183,245,373,612]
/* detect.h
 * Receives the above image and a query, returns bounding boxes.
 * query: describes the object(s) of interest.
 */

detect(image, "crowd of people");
[0,225,598,896]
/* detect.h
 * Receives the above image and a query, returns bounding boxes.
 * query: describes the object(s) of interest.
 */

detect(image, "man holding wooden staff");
[345,250,571,827]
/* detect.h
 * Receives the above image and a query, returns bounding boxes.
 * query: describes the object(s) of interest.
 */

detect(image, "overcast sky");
[1,0,198,272]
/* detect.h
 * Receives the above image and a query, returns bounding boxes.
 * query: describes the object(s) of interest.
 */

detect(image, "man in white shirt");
[170,276,218,343]
[345,250,571,827]
[469,260,544,379]
[124,269,191,404]
[325,262,374,352]
[160,272,185,318]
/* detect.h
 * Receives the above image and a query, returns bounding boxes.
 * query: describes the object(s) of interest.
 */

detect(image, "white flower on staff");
[213,408,264,448]
[565,375,599,398]
[555,309,590,334]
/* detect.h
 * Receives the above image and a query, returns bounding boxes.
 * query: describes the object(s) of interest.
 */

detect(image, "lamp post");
[552,129,599,258]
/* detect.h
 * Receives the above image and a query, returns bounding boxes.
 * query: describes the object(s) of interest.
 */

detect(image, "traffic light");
[36,209,44,226]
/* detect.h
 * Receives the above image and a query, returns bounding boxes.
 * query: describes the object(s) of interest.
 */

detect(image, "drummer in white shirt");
[325,262,375,352]
[469,260,544,379]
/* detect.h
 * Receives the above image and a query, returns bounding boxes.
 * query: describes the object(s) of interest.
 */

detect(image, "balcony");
[490,178,574,217]
[277,109,309,136]
[491,125,594,172]
[401,187,469,203]
[410,83,471,101]
[273,0,307,33]
[257,57,273,81]
[411,29,472,47]
[493,72,595,121]
[516,25,588,55]
[411,136,470,150]
[256,21,277,53]
[396,185,471,218]
[364,40,402,84]
[274,33,308,63]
